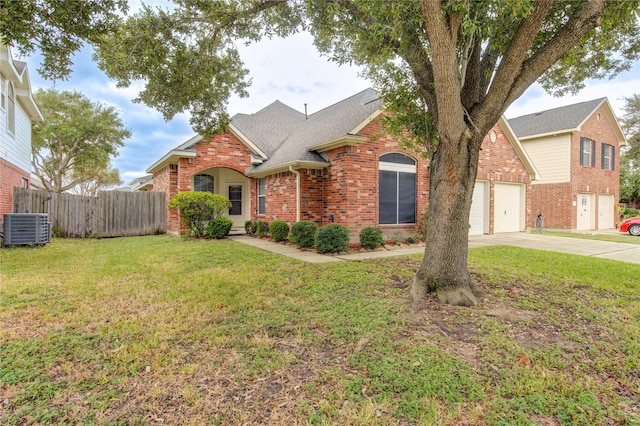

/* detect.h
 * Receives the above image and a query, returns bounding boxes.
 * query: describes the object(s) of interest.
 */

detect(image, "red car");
[619,216,640,236]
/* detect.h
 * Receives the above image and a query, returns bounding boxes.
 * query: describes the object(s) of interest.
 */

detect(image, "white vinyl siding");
[521,134,571,183]
[0,94,32,173]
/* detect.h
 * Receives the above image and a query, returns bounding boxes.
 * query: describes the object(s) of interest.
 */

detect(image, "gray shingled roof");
[508,98,607,138]
[243,88,382,173]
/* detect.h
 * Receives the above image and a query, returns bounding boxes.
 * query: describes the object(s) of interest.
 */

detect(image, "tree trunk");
[410,126,484,309]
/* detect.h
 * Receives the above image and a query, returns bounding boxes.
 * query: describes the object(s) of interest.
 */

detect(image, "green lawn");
[1,236,639,425]
[539,230,640,245]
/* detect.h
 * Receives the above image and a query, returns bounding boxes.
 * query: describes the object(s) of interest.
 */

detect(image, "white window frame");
[7,81,15,135]
[257,178,266,215]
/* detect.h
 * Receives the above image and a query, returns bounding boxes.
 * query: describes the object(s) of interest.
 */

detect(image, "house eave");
[146,150,196,173]
[307,134,367,152]
[498,116,542,181]
[246,161,328,178]
[517,128,575,141]
[229,123,269,159]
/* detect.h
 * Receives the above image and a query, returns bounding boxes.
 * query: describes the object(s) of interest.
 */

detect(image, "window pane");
[229,185,242,215]
[194,174,214,192]
[380,153,415,165]
[258,197,265,215]
[379,170,398,224]
[398,172,416,224]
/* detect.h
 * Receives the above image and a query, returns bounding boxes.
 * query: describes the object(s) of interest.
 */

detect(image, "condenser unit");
[2,214,50,246]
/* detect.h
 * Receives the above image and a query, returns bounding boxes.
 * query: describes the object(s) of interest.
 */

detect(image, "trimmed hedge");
[315,224,350,254]
[359,226,384,249]
[256,220,270,238]
[167,191,232,238]
[290,221,318,249]
[269,220,290,242]
[205,217,233,239]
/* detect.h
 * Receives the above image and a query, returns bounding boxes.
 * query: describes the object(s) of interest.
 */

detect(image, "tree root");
[435,287,478,307]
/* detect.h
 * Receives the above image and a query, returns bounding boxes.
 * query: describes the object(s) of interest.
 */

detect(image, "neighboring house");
[509,98,626,230]
[117,174,154,192]
[0,44,43,227]
[147,88,537,236]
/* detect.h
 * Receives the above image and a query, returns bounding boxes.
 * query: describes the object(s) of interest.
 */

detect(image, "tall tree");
[31,89,130,193]
[96,0,640,306]
[66,166,122,197]
[620,94,640,207]
[0,0,127,80]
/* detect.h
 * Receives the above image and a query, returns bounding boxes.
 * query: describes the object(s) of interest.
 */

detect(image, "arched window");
[194,174,214,193]
[7,81,15,135]
[379,153,416,224]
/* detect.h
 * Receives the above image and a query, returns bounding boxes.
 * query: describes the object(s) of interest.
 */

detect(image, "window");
[0,78,6,110]
[601,143,615,171]
[379,153,416,224]
[257,178,265,215]
[580,137,596,167]
[21,178,29,188]
[229,185,242,215]
[194,174,214,193]
[7,81,15,135]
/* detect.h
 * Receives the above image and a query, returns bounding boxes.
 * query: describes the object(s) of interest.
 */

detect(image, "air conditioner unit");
[2,214,50,246]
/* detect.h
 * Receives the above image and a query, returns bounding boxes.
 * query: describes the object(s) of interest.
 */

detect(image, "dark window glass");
[379,170,398,224]
[229,185,242,215]
[380,153,416,165]
[194,174,214,193]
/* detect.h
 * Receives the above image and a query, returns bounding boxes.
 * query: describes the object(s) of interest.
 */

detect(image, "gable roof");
[149,88,383,175]
[247,88,382,176]
[508,98,626,144]
[0,44,43,121]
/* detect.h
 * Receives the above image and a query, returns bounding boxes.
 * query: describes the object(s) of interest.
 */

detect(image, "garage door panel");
[494,183,524,233]
[469,182,486,235]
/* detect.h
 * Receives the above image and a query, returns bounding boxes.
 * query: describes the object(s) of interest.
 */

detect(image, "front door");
[228,184,243,227]
[577,192,594,230]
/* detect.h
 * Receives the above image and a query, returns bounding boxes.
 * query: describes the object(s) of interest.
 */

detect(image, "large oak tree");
[95,0,640,306]
[31,89,130,194]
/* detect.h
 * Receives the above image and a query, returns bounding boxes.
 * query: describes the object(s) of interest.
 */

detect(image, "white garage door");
[469,181,487,235]
[494,183,524,233]
[597,194,614,230]
[577,192,594,230]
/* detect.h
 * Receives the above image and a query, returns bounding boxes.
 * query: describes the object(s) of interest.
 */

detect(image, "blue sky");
[22,31,640,184]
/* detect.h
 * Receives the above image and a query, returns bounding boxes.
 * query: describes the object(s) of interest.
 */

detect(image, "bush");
[168,192,232,238]
[359,226,384,250]
[250,221,258,235]
[415,206,429,239]
[244,220,253,234]
[256,220,270,238]
[315,224,350,254]
[206,217,233,239]
[290,221,318,249]
[269,220,289,242]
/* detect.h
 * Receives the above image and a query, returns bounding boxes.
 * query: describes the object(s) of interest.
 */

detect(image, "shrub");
[290,221,317,249]
[269,220,289,242]
[415,206,429,239]
[205,217,233,239]
[244,220,253,234]
[315,224,350,254]
[250,221,258,235]
[359,226,384,250]
[256,220,270,238]
[168,192,232,238]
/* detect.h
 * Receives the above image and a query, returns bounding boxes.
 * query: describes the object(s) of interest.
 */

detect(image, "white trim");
[307,134,366,152]
[379,161,416,173]
[146,149,196,173]
[229,123,268,159]
[350,108,383,134]
[498,116,541,181]
[246,160,328,178]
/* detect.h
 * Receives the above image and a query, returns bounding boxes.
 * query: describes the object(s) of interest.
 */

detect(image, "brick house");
[508,98,626,230]
[0,44,43,228]
[147,89,537,236]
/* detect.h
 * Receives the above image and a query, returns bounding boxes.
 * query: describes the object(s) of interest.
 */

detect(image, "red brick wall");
[529,106,621,230]
[478,123,532,233]
[0,158,29,224]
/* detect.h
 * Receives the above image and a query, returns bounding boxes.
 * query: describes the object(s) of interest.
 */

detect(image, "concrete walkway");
[227,232,640,265]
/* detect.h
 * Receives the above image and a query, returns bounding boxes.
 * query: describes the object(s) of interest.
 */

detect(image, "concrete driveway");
[468,232,640,264]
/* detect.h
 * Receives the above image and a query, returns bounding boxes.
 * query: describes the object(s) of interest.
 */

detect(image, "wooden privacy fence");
[13,188,166,238]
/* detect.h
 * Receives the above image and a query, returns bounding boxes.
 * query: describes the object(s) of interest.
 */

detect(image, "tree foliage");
[0,0,128,80]
[31,89,130,193]
[620,94,640,205]
[66,166,122,197]
[96,1,640,305]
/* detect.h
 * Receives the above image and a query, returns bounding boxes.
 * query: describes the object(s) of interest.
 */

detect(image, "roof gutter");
[289,165,301,223]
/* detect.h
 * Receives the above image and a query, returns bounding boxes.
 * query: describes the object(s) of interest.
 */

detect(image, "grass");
[537,230,640,245]
[1,235,639,425]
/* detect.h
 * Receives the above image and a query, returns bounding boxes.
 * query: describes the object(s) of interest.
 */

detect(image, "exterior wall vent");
[2,214,50,246]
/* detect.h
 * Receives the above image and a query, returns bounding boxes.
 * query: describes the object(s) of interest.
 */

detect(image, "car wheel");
[629,224,640,236]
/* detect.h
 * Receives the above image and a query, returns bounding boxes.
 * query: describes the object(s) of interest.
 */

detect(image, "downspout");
[289,165,301,222]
